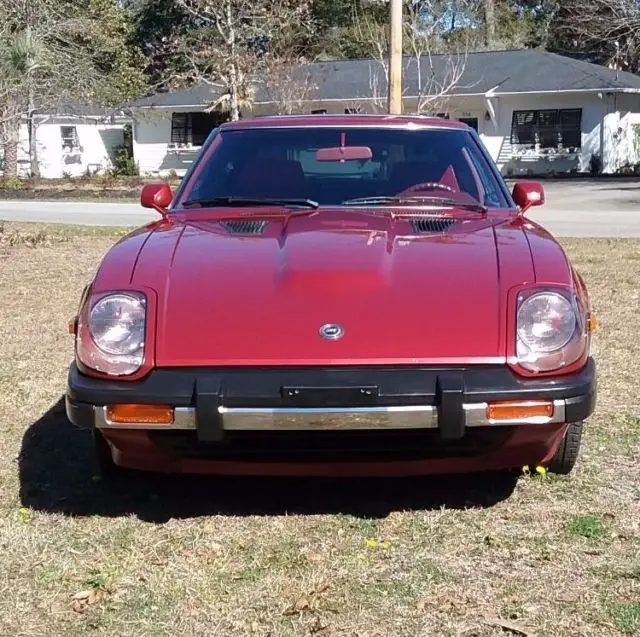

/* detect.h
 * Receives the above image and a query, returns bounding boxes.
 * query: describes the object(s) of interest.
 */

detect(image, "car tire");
[546,421,583,475]
[92,429,123,481]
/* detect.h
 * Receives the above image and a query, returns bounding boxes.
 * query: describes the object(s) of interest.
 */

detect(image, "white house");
[2,105,131,179]
[127,48,640,178]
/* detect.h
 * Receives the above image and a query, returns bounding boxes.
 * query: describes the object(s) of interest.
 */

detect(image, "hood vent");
[220,220,269,235]
[409,218,458,234]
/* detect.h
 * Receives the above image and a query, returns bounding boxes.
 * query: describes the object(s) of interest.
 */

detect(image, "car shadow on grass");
[19,397,519,523]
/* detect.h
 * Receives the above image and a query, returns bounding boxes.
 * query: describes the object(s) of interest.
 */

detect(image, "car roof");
[218,113,469,130]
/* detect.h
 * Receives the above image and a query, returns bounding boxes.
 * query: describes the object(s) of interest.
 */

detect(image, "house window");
[170,111,229,146]
[511,109,582,150]
[61,126,80,150]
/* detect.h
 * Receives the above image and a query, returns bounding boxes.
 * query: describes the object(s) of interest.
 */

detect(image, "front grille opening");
[220,220,269,235]
[410,218,458,233]
[149,428,514,462]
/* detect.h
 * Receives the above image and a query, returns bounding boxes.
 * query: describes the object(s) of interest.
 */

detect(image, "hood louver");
[409,218,458,234]
[220,220,269,235]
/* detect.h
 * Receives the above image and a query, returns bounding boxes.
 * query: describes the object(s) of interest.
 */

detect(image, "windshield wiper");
[182,196,319,209]
[341,195,487,214]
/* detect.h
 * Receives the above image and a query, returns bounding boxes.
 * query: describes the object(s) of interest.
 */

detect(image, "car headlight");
[90,294,146,356]
[516,290,586,373]
[77,292,147,376]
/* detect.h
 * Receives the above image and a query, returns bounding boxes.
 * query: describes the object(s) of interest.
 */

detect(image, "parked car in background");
[65,114,596,480]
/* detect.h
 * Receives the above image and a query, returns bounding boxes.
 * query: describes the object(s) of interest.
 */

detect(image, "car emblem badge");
[319,323,344,341]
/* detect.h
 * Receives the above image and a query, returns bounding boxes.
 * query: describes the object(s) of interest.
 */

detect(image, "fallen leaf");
[71,588,103,613]
[73,590,93,601]
[283,596,310,615]
[603,512,616,521]
[315,582,330,595]
[309,616,328,634]
[482,618,535,636]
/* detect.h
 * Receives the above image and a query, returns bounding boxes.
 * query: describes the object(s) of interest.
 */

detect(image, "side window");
[464,141,507,208]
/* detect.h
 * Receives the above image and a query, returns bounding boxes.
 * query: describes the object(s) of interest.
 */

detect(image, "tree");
[0,30,27,178]
[171,0,314,121]
[355,0,470,114]
[130,0,194,90]
[0,0,146,178]
[553,0,640,72]
[262,58,318,115]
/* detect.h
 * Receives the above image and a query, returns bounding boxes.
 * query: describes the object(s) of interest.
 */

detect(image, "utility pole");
[484,0,495,48]
[388,0,403,114]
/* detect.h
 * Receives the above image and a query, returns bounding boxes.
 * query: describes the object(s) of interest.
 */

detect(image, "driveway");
[524,179,640,238]
[1,179,639,237]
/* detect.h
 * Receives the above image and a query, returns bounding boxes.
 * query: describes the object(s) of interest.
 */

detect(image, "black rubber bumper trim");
[65,358,597,434]
[436,373,465,439]
[67,358,596,405]
[65,394,96,430]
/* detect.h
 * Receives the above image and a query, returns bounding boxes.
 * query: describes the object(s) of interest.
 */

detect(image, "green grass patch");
[608,602,640,634]
[567,514,609,539]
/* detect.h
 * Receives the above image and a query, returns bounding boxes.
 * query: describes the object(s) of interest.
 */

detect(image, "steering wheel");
[398,181,455,195]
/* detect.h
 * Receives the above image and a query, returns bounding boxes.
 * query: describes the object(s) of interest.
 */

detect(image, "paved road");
[1,179,639,237]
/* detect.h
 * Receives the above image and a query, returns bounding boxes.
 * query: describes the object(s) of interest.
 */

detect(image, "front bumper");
[66,360,596,475]
[67,358,596,437]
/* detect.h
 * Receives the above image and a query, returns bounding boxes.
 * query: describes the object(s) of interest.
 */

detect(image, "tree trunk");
[2,140,19,179]
[27,83,40,178]
[484,0,496,48]
[229,71,240,121]
[227,0,240,121]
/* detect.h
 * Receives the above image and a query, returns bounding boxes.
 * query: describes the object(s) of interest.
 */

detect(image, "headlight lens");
[517,292,576,353]
[516,291,585,373]
[90,294,146,355]
[77,292,147,376]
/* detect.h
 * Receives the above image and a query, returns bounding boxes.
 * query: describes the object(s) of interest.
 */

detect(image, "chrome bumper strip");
[94,400,567,431]
[218,405,438,430]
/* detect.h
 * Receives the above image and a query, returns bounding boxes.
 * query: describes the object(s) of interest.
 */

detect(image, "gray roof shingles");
[127,48,640,108]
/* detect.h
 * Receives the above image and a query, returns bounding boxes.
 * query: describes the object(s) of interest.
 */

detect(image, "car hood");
[127,209,530,366]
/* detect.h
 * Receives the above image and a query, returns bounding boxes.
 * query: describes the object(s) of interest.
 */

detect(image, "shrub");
[109,145,139,177]
[0,177,24,191]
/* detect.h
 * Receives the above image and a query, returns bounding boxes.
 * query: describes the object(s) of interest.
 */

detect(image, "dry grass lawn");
[0,222,638,637]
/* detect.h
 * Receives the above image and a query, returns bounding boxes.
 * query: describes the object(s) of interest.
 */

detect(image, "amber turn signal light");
[587,313,598,332]
[106,404,174,425]
[487,400,553,421]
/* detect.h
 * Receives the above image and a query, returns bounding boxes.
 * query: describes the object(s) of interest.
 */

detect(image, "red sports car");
[66,114,596,480]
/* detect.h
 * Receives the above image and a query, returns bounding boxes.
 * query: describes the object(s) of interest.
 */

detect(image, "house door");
[458,117,479,132]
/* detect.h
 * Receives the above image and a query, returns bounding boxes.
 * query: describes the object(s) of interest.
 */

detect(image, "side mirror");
[512,181,545,214]
[141,183,173,217]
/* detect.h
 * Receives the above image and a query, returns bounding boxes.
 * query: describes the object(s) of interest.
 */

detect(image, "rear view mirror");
[512,181,545,214]
[141,183,173,217]
[316,146,373,162]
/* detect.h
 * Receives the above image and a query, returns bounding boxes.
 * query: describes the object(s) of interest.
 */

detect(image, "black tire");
[547,421,583,475]
[92,429,124,481]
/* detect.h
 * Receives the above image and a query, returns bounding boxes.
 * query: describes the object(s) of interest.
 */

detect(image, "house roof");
[35,102,129,118]
[127,48,640,109]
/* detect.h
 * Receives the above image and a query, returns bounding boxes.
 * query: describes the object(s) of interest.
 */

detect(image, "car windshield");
[179,126,511,209]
